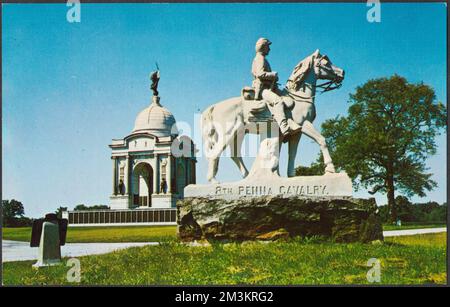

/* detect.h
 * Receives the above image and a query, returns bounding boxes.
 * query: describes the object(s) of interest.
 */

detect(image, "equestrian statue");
[201,37,345,183]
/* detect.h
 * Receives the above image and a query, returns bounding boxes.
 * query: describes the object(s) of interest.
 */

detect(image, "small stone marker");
[31,213,68,268]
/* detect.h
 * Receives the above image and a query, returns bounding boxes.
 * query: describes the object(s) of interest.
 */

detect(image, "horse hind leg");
[230,130,249,178]
[205,132,230,184]
[207,139,233,183]
[203,114,223,184]
[204,106,246,183]
[208,123,247,183]
[205,133,222,184]
[207,157,220,184]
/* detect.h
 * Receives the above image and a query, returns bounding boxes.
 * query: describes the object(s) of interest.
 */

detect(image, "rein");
[284,78,342,102]
[315,78,343,93]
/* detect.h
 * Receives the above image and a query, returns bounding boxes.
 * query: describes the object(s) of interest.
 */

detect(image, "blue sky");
[2,3,447,218]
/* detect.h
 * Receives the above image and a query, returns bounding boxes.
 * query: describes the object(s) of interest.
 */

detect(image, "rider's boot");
[272,102,291,138]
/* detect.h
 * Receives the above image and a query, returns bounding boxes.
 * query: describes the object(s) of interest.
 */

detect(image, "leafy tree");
[295,157,325,176]
[73,204,109,211]
[321,75,446,221]
[377,205,391,224]
[55,206,68,219]
[414,201,446,223]
[426,202,446,223]
[2,199,31,227]
[395,196,412,222]
[73,204,88,211]
[378,199,446,224]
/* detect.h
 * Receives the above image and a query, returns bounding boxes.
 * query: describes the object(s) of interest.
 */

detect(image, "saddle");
[241,86,295,123]
[241,87,272,122]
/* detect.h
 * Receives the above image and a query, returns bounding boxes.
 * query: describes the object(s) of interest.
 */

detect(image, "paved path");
[2,240,158,263]
[383,227,446,237]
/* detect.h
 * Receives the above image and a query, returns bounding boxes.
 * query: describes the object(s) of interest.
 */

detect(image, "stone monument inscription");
[219,184,326,197]
[185,173,352,200]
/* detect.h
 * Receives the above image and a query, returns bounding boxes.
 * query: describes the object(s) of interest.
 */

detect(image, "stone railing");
[65,208,177,227]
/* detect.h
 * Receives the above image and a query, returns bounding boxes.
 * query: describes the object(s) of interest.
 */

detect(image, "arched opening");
[132,162,153,207]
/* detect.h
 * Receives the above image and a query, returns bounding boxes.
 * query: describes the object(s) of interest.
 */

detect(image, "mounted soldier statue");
[251,38,302,137]
[201,37,345,183]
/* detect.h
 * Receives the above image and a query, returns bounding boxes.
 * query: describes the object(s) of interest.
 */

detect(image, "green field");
[2,226,177,243]
[2,233,446,285]
[4,223,446,243]
[382,223,446,231]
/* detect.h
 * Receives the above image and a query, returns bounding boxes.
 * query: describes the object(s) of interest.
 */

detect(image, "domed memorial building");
[110,75,196,210]
[65,72,196,226]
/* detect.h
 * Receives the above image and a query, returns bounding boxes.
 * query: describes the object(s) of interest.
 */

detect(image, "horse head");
[285,49,344,96]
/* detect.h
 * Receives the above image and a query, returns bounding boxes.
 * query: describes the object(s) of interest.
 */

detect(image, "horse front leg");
[301,120,335,173]
[287,133,301,177]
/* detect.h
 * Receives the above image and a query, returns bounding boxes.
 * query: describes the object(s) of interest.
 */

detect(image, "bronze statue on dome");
[150,63,160,96]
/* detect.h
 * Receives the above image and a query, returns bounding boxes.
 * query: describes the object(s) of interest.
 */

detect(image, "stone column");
[191,159,196,184]
[112,157,117,195]
[185,158,190,186]
[154,154,159,194]
[124,155,130,195]
[185,158,188,186]
[167,154,172,193]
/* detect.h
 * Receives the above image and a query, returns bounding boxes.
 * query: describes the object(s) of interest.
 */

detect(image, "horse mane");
[285,51,317,91]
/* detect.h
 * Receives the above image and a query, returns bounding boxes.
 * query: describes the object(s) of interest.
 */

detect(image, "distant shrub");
[73,204,110,211]
[379,197,446,224]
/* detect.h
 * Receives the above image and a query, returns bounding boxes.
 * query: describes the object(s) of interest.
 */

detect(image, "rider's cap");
[255,37,272,52]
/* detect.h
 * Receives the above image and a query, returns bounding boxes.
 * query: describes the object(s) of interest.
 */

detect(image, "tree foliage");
[2,199,32,227]
[378,197,446,224]
[320,75,446,221]
[55,206,68,219]
[73,204,109,211]
[295,157,324,176]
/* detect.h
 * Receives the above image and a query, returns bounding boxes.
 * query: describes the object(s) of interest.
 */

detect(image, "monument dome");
[132,96,177,137]
[106,70,196,213]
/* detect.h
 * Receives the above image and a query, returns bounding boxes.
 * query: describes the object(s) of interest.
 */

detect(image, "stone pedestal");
[177,195,383,243]
[33,221,62,268]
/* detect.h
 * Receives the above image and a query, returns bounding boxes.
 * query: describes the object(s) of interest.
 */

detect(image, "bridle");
[284,55,343,101]
[314,56,343,93]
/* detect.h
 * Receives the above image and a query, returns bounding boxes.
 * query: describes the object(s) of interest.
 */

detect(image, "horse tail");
[201,105,219,157]
[201,98,245,160]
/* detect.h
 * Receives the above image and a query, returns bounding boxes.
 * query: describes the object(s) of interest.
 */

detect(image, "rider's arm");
[252,56,278,81]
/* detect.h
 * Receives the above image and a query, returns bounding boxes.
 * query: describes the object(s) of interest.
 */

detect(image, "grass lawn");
[3,223,446,244]
[382,223,446,231]
[2,233,446,285]
[2,225,177,243]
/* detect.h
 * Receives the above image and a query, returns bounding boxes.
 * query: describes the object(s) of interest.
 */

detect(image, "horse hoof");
[325,165,336,173]
[209,178,220,184]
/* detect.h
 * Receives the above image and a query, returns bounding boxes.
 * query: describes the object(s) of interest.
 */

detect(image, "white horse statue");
[201,49,345,183]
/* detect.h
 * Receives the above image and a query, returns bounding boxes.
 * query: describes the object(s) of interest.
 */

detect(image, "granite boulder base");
[177,195,383,243]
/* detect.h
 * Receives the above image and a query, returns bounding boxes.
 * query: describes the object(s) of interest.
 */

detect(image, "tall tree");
[320,75,446,221]
[2,199,25,226]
